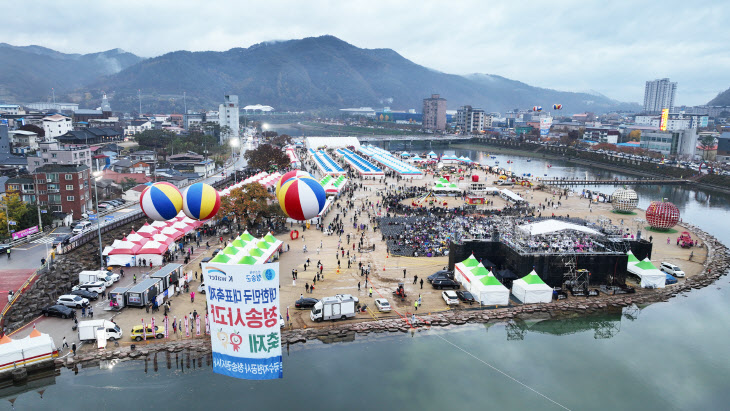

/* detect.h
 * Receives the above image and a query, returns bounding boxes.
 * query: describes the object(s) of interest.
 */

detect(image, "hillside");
[92,36,637,114]
[707,86,730,106]
[0,43,142,103]
[1,36,638,114]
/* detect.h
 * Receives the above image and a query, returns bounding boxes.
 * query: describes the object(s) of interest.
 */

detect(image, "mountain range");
[1,35,643,114]
[707,86,730,106]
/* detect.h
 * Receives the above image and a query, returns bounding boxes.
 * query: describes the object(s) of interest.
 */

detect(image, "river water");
[4,143,730,410]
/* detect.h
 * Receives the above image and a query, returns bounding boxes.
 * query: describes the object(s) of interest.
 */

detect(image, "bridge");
[358,135,474,142]
[539,178,687,186]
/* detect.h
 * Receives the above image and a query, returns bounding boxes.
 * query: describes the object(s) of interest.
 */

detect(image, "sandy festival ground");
[109,167,706,346]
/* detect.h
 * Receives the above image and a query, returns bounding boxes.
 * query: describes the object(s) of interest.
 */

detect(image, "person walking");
[305,283,309,293]
[369,287,373,297]
[81,306,86,318]
[62,336,69,349]
[403,268,406,279]
[420,279,424,289]
[358,282,361,291]
[172,317,178,334]
[413,275,418,285]
[414,299,418,311]
[71,343,76,356]
[88,306,93,318]
[133,274,137,284]
[190,291,195,303]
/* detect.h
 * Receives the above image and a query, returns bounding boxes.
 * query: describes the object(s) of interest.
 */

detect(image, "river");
[4,142,729,410]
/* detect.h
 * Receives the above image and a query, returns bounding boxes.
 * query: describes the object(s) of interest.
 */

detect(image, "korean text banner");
[202,262,282,380]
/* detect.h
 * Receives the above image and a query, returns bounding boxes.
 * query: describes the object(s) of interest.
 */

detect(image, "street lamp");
[92,171,104,269]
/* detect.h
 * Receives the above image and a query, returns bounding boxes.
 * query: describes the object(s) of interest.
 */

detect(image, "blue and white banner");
[202,262,282,380]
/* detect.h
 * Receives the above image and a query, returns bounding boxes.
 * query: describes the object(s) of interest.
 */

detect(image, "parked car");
[456,290,476,305]
[197,282,206,294]
[72,281,106,293]
[130,325,164,341]
[0,244,10,253]
[280,314,285,328]
[70,289,99,301]
[374,298,391,312]
[52,234,72,246]
[72,221,92,234]
[57,295,89,308]
[660,262,686,278]
[295,297,319,309]
[432,278,460,290]
[427,270,453,283]
[41,304,75,319]
[442,290,459,305]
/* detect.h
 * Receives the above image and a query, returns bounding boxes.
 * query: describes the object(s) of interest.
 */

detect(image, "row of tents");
[103,212,204,266]
[454,255,553,305]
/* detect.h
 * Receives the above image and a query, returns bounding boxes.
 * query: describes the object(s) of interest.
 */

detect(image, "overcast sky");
[3,0,729,105]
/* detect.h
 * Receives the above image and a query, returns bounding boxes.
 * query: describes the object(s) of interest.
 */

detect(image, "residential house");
[111,159,151,175]
[124,119,153,137]
[5,164,91,219]
[27,141,92,173]
[129,150,157,163]
[193,159,215,177]
[8,130,39,151]
[123,183,149,202]
[56,128,122,145]
[42,114,73,139]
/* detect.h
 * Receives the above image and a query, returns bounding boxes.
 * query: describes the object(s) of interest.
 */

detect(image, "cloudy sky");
[3,0,729,105]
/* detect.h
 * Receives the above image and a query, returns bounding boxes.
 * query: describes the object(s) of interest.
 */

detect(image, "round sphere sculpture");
[140,182,183,221]
[276,170,314,196]
[646,201,680,230]
[182,183,221,220]
[611,188,639,213]
[278,177,326,221]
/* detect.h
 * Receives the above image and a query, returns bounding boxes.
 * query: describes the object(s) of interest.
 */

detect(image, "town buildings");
[26,141,92,173]
[643,78,677,114]
[5,164,91,219]
[422,94,447,131]
[42,114,73,139]
[218,95,239,144]
[455,105,490,133]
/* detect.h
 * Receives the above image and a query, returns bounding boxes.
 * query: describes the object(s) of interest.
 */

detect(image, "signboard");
[128,294,142,304]
[659,109,669,131]
[89,214,97,221]
[8,221,17,226]
[539,117,553,136]
[202,262,282,380]
[11,225,39,240]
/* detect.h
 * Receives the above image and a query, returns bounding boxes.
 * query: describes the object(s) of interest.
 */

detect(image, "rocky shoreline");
[55,222,729,370]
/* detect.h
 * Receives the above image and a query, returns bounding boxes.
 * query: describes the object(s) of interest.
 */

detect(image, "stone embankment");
[55,223,729,370]
[3,221,142,333]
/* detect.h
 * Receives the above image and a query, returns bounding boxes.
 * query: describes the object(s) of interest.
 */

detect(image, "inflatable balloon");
[276,170,313,196]
[182,183,221,220]
[532,106,542,112]
[553,104,562,110]
[140,182,183,221]
[277,177,326,221]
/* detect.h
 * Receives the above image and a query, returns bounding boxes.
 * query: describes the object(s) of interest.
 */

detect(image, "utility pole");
[138,89,142,116]
[92,172,104,269]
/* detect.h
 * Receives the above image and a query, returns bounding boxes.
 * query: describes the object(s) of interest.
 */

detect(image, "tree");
[244,144,289,171]
[220,183,272,230]
[0,193,30,238]
[698,135,717,160]
[120,177,138,191]
[19,124,45,137]
[269,134,292,148]
[567,130,581,141]
[628,130,642,142]
[134,129,176,150]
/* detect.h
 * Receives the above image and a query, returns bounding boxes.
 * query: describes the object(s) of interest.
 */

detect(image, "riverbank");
[450,141,730,195]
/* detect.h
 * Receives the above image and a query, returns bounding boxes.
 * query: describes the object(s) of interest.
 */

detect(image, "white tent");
[511,270,553,303]
[106,240,141,266]
[518,219,603,236]
[455,257,509,306]
[0,329,57,373]
[628,258,666,288]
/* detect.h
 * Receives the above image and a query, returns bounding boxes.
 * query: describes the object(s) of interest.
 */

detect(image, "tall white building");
[456,105,488,133]
[643,78,677,114]
[218,95,239,144]
[42,114,73,139]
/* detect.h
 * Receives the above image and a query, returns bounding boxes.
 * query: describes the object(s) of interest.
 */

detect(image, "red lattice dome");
[646,201,680,229]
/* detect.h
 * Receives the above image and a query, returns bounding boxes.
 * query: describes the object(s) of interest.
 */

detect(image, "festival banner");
[202,262,282,380]
[11,225,38,240]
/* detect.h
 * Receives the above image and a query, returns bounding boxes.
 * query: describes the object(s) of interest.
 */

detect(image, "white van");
[72,221,92,234]
[660,262,685,278]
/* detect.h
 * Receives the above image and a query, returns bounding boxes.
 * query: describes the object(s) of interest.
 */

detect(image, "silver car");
[57,295,89,308]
